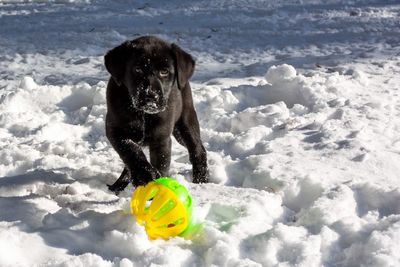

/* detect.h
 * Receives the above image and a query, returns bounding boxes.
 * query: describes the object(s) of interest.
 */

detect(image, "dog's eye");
[133,67,143,74]
[159,69,169,77]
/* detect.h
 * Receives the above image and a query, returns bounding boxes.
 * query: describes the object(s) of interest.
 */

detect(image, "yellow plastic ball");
[130,177,192,240]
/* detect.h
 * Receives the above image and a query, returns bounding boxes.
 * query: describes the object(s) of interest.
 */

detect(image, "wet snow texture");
[1,0,400,266]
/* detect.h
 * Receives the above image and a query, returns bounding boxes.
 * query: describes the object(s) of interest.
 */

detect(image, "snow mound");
[1,60,400,266]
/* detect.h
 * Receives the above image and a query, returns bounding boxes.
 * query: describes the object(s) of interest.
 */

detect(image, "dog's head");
[104,36,195,114]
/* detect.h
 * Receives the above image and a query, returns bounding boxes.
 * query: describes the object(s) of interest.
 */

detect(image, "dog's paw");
[193,166,209,184]
[131,178,153,188]
[107,180,129,195]
[131,167,160,187]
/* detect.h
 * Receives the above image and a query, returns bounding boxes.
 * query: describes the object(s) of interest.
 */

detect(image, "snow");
[1,0,400,266]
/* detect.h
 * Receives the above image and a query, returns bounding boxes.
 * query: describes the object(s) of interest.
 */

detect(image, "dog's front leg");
[149,137,172,177]
[107,128,160,194]
[175,110,209,183]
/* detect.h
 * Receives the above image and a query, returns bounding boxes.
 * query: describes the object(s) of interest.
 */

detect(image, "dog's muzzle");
[142,94,166,114]
[143,102,163,114]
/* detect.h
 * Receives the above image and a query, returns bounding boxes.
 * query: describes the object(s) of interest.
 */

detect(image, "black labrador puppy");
[104,36,208,194]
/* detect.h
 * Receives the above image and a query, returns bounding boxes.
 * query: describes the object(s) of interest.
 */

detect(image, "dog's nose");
[145,92,159,103]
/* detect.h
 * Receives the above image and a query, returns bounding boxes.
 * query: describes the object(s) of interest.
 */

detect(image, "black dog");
[104,36,208,194]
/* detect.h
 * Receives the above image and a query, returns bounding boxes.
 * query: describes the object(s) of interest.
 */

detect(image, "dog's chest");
[141,114,173,144]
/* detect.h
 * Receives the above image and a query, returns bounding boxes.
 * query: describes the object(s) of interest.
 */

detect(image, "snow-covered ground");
[1,0,400,266]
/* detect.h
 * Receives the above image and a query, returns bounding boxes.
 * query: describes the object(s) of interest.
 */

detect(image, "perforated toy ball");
[130,177,193,240]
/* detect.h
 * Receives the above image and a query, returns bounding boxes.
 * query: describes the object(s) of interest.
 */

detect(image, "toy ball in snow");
[130,177,193,240]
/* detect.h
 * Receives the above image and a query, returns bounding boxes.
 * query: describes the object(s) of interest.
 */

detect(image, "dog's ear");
[104,41,133,86]
[171,44,195,89]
